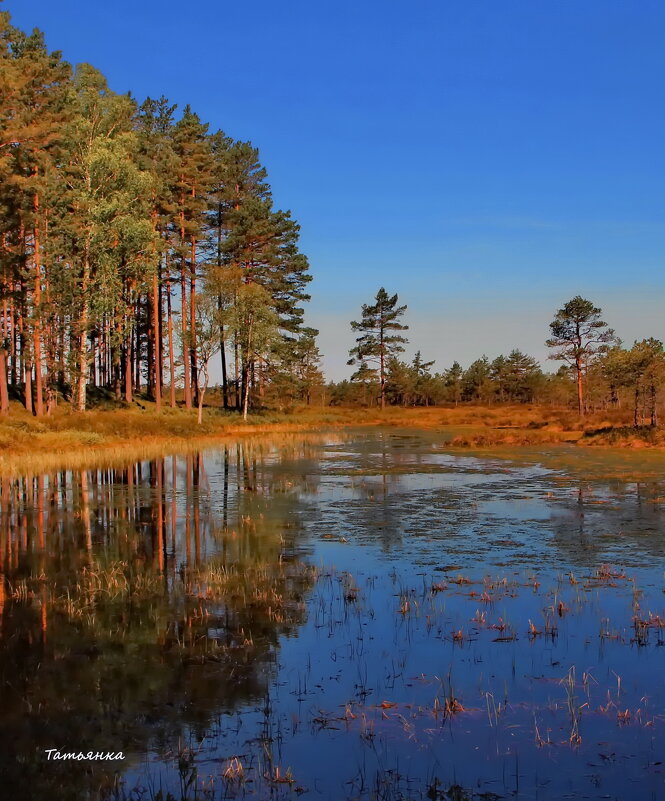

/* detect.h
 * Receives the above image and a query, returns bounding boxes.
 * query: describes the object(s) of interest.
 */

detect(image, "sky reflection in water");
[1,430,664,800]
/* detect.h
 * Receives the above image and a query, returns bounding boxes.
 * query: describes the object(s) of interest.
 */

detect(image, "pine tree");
[59,65,153,411]
[225,282,279,420]
[504,349,541,403]
[412,351,435,406]
[206,135,314,413]
[348,287,408,410]
[0,19,70,415]
[444,361,463,406]
[293,334,324,405]
[220,195,314,412]
[269,332,324,406]
[614,340,665,427]
[192,291,222,424]
[137,96,179,408]
[0,9,319,419]
[490,355,509,402]
[205,134,270,409]
[546,296,616,416]
[170,105,214,409]
[462,357,491,403]
[385,357,415,406]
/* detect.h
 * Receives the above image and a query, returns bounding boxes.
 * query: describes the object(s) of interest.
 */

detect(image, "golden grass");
[450,430,581,448]
[0,400,659,476]
[300,404,634,433]
[0,401,343,477]
[579,425,665,448]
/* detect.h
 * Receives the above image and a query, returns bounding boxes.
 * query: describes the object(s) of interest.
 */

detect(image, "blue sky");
[10,1,665,379]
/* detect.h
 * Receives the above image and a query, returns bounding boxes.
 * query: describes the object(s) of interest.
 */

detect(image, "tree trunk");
[575,357,584,416]
[634,387,640,428]
[152,271,161,410]
[74,228,91,412]
[133,301,141,393]
[180,197,191,409]
[112,347,121,400]
[197,365,208,425]
[166,280,176,408]
[242,366,251,420]
[0,348,8,414]
[234,338,240,411]
[57,322,65,389]
[379,330,385,410]
[1,294,8,405]
[44,316,55,413]
[190,238,198,407]
[219,317,228,410]
[112,322,121,401]
[124,310,133,404]
[158,273,164,397]
[146,292,154,397]
[215,206,229,410]
[181,262,191,408]
[242,317,253,421]
[32,189,44,417]
[75,317,88,411]
[17,273,33,414]
[9,294,17,386]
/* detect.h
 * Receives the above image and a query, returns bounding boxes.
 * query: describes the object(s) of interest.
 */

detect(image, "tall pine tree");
[348,288,408,410]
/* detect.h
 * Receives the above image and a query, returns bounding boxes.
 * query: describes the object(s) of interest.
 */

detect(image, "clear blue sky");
[9,0,665,379]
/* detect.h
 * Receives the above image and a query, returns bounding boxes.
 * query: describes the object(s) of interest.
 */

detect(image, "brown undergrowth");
[578,425,665,448]
[449,429,581,447]
[0,403,334,476]
[0,401,661,476]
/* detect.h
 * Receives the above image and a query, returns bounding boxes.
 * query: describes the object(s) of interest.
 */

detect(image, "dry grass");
[307,404,635,434]
[450,429,581,448]
[579,425,665,448]
[0,402,339,477]
[0,402,463,477]
[0,400,660,476]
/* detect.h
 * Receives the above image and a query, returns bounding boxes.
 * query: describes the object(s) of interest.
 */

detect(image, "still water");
[1,430,664,800]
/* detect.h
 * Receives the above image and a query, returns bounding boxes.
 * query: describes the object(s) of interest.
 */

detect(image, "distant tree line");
[2,4,660,426]
[331,346,562,408]
[0,10,323,419]
[333,289,664,425]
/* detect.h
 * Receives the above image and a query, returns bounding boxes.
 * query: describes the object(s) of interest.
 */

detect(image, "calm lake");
[1,430,664,800]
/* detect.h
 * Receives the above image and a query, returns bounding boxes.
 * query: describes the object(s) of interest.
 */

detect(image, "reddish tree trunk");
[190,237,198,407]
[166,280,176,408]
[151,213,161,410]
[180,197,191,409]
[575,357,584,416]
[181,264,191,408]
[0,348,8,415]
[32,189,44,416]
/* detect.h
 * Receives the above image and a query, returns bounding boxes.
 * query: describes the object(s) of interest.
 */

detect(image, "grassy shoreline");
[1,402,663,476]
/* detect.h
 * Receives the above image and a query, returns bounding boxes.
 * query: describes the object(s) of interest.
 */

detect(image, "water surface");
[1,430,664,800]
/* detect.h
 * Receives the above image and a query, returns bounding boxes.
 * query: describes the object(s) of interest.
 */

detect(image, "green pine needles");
[348,288,409,409]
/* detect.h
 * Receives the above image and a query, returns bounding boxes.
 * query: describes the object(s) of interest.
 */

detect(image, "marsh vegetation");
[1,430,664,799]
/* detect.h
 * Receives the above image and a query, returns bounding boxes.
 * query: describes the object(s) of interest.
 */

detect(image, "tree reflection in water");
[3,433,664,801]
[0,441,320,801]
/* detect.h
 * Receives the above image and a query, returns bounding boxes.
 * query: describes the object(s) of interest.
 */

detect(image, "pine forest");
[0,11,320,421]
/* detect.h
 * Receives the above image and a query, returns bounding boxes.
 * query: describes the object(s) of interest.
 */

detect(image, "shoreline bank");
[1,404,662,477]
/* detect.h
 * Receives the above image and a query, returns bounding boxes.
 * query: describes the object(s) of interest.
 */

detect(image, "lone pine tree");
[546,296,616,416]
[348,287,408,409]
